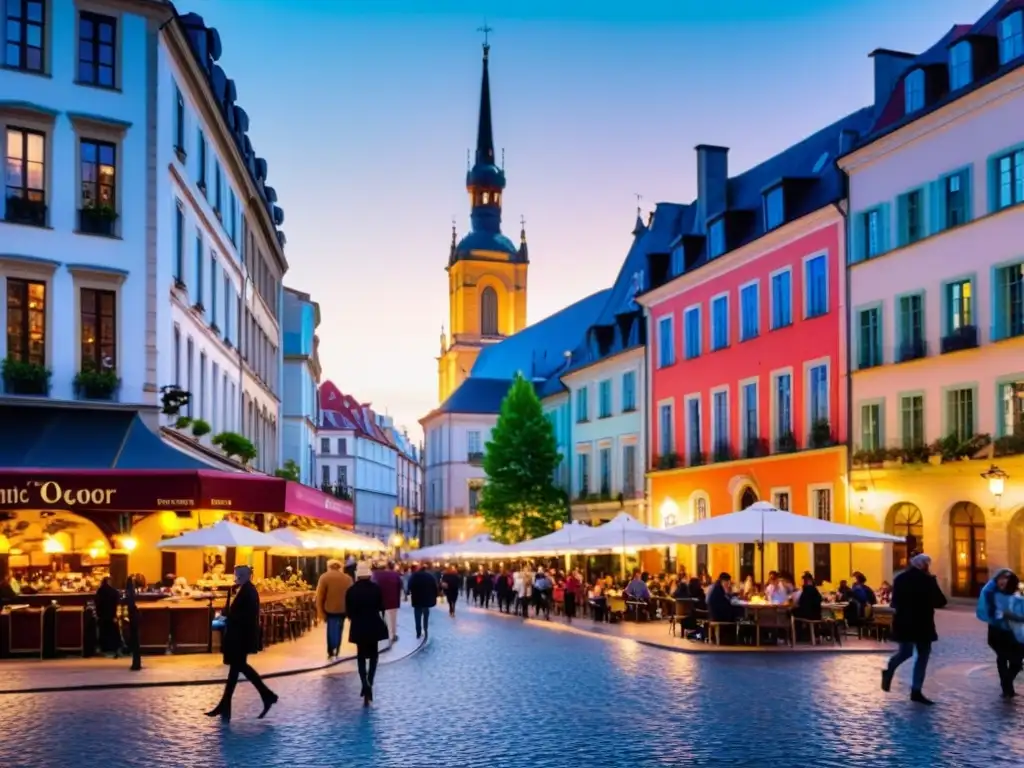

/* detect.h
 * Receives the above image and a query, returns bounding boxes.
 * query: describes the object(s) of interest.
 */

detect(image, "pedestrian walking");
[881,553,947,705]
[564,570,581,623]
[977,568,1024,698]
[315,559,353,660]
[94,577,121,657]
[346,561,389,706]
[441,565,461,617]
[124,575,142,671]
[373,560,404,642]
[205,565,278,721]
[407,562,438,639]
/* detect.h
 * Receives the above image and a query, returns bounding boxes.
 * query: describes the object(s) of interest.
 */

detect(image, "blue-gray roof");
[429,378,516,416]
[471,289,611,381]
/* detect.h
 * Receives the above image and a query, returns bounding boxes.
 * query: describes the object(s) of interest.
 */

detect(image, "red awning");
[0,469,353,527]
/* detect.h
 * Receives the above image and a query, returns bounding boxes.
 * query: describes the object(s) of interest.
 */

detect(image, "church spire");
[476,25,495,166]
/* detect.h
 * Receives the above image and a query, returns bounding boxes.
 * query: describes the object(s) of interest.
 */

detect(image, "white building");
[563,347,647,525]
[421,406,496,546]
[317,381,398,539]
[0,0,159,407]
[387,426,424,546]
[0,0,285,474]
[158,11,286,473]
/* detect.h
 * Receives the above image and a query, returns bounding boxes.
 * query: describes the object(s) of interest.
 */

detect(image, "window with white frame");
[770,270,792,329]
[740,282,759,340]
[949,41,972,89]
[808,363,828,427]
[684,306,701,359]
[577,451,590,498]
[774,373,792,446]
[712,390,729,459]
[658,316,675,367]
[742,381,758,450]
[659,403,674,456]
[805,254,827,318]
[711,295,729,351]
[686,397,702,463]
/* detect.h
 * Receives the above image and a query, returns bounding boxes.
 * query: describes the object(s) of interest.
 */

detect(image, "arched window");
[480,287,499,336]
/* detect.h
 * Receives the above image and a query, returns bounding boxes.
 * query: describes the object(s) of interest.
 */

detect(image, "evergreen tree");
[479,373,566,543]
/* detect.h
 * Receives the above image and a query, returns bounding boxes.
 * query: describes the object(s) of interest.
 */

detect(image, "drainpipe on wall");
[832,199,853,529]
[642,313,651,528]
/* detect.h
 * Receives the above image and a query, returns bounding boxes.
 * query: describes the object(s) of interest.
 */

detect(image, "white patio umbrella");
[269,526,387,555]
[567,512,681,553]
[324,528,388,554]
[156,520,280,550]
[457,535,512,559]
[664,500,905,584]
[505,522,594,556]
[664,501,904,545]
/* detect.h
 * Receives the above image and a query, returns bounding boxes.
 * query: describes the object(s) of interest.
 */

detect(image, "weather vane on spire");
[478,22,493,47]
[635,193,643,216]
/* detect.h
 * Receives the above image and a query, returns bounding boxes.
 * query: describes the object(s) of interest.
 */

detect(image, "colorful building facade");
[840,2,1024,597]
[641,110,878,584]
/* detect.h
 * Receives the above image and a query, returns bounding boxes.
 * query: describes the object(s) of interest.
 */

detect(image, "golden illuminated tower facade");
[437,39,528,403]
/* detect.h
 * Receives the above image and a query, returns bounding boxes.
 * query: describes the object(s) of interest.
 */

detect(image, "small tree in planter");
[212,431,258,466]
[274,459,300,482]
[2,357,51,396]
[160,385,191,417]
[174,416,192,429]
[190,418,211,439]
[74,357,119,400]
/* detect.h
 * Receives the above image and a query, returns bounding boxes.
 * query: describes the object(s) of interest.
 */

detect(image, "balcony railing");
[467,451,484,465]
[940,325,978,354]
[897,337,928,363]
[78,207,117,237]
[320,482,353,501]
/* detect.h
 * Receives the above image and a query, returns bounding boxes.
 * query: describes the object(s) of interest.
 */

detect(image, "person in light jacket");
[316,559,353,660]
[519,570,534,619]
[977,568,1024,698]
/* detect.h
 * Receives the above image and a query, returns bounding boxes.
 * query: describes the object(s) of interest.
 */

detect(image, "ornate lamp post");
[981,465,1009,503]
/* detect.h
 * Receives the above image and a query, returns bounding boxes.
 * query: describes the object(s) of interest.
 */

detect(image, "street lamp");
[981,465,1009,500]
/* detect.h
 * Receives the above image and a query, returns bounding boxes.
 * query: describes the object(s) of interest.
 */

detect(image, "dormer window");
[708,219,726,258]
[904,69,925,114]
[949,41,972,90]
[1000,11,1024,65]
[763,186,784,231]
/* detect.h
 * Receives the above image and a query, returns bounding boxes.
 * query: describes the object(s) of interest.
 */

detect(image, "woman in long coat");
[347,561,390,706]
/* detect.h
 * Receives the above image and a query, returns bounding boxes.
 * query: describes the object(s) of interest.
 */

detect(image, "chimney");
[695,145,729,234]
[839,129,859,155]
[868,48,916,114]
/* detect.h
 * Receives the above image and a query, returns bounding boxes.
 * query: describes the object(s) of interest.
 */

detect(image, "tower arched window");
[480,287,499,336]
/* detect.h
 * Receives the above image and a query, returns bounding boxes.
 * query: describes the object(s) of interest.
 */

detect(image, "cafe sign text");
[0,480,117,509]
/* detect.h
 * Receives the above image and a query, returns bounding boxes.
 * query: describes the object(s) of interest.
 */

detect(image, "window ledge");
[2,218,51,231]
[174,146,187,164]
[598,414,611,420]
[622,406,637,413]
[710,344,729,353]
[771,322,794,331]
[0,64,50,80]
[73,81,122,94]
[73,230,122,241]
[805,310,828,320]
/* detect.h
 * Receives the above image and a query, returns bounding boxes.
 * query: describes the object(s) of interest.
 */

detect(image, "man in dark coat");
[205,565,278,721]
[882,553,948,705]
[347,561,389,705]
[407,562,439,639]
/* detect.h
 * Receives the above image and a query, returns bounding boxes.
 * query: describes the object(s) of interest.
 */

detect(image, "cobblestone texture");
[0,606,1018,768]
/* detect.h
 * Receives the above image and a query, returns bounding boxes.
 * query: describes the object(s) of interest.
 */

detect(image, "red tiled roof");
[319,380,397,447]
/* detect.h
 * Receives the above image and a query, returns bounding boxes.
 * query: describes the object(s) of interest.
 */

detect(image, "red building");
[639,113,872,584]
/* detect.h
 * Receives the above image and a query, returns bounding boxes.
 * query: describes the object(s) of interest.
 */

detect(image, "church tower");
[437,36,529,404]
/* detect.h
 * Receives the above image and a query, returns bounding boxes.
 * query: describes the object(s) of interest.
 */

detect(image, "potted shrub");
[810,418,833,449]
[191,418,211,439]
[175,416,192,429]
[160,385,191,416]
[776,431,798,453]
[2,357,51,396]
[212,431,257,466]
[882,448,905,469]
[274,459,300,482]
[73,364,120,400]
[5,195,47,226]
[79,202,118,236]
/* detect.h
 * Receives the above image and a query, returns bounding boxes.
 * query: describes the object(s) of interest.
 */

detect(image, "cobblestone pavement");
[0,605,1018,768]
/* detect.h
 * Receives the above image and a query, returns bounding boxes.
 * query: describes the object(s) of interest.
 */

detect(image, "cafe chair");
[755,607,794,647]
[792,616,841,645]
[705,619,740,646]
[606,595,626,623]
[669,600,693,637]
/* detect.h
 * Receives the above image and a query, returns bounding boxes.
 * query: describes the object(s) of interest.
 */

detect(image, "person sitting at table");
[708,573,739,622]
[739,575,756,599]
[672,577,690,599]
[836,579,854,602]
[624,571,651,601]
[846,571,878,625]
[877,580,892,605]
[792,572,823,621]
[765,571,788,604]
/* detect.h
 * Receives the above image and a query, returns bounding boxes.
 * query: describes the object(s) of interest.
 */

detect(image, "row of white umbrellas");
[156,520,387,554]
[403,502,904,561]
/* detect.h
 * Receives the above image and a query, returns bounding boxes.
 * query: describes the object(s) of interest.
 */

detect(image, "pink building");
[640,111,870,584]
[839,1,1024,596]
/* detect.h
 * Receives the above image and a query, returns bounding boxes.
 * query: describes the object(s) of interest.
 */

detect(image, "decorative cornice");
[0,253,61,271]
[67,111,132,136]
[0,101,58,123]
[66,263,130,284]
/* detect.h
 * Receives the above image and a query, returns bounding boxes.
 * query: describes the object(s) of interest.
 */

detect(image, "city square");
[3,0,1024,764]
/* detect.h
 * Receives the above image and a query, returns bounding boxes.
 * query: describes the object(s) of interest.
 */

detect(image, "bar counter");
[0,590,315,660]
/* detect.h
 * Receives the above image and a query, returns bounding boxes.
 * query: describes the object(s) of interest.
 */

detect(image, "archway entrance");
[950,502,987,597]
[1010,508,1024,577]
[885,502,924,574]
[739,487,758,582]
